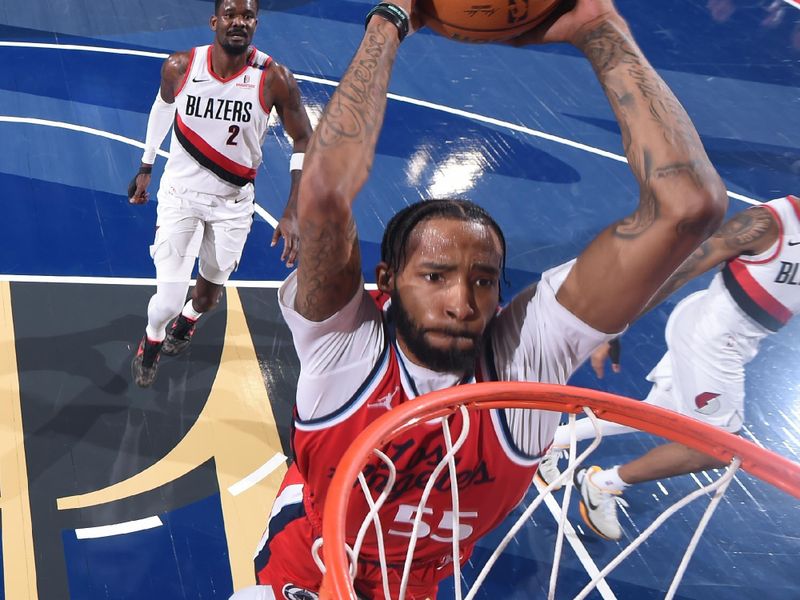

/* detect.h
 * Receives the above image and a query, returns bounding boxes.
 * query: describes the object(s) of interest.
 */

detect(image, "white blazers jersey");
[722,195,800,331]
[163,45,272,199]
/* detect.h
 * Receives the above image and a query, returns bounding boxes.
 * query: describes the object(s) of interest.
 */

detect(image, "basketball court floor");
[0,0,798,598]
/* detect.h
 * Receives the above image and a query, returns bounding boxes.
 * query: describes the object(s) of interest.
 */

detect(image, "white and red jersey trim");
[722,195,800,331]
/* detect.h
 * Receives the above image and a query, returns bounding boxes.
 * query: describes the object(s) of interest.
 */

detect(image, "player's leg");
[163,198,253,356]
[132,192,203,387]
[570,350,681,540]
[577,292,746,540]
[538,353,675,488]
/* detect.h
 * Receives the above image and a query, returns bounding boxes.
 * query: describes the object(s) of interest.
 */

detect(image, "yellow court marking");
[58,287,287,590]
[0,281,38,599]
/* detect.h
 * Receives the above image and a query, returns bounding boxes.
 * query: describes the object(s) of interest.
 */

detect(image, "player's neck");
[209,43,248,79]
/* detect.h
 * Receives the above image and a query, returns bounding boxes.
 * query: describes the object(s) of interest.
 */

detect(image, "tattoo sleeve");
[576,21,718,240]
[296,19,401,321]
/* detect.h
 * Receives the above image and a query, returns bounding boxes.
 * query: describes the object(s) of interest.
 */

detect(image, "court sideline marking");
[0,41,763,207]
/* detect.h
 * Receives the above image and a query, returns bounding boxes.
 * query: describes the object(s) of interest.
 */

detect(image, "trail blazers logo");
[508,0,529,23]
[694,392,721,415]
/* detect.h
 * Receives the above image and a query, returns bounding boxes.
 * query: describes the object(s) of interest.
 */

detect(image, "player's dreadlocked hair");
[381,198,507,277]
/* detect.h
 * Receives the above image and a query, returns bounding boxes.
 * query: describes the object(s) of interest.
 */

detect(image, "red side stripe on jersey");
[737,204,783,265]
[174,47,196,97]
[174,113,257,182]
[789,195,800,221]
[206,45,251,83]
[727,259,792,325]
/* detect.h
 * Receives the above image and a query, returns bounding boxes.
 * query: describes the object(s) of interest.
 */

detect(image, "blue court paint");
[62,494,232,600]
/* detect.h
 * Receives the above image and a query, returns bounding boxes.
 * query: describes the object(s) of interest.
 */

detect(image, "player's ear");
[376,262,394,293]
[210,15,218,31]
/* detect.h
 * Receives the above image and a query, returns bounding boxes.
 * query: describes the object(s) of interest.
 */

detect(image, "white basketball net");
[313,405,743,600]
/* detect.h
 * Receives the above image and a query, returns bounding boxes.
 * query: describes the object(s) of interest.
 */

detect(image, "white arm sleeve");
[278,272,385,421]
[490,260,623,456]
[141,90,176,164]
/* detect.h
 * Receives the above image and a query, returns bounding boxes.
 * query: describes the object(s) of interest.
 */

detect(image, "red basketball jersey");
[292,292,544,587]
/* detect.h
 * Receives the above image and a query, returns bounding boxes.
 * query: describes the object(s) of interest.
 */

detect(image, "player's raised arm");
[264,63,313,267]
[294,1,417,321]
[513,0,728,333]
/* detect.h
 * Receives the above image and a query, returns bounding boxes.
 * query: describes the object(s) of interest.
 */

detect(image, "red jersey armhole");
[174,47,196,97]
[788,195,800,221]
[258,57,274,115]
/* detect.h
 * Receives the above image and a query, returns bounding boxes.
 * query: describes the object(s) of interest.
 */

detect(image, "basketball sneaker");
[535,447,564,489]
[131,336,163,387]
[574,466,626,541]
[162,315,197,356]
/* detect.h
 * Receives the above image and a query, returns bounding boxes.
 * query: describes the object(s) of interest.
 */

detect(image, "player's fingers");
[286,237,299,268]
[271,226,281,248]
[608,338,622,369]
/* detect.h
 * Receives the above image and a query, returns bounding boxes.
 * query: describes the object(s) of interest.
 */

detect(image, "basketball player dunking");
[128,0,312,387]
[233,0,728,598]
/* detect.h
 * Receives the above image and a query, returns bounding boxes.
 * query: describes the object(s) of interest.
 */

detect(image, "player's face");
[383,218,502,373]
[212,0,258,55]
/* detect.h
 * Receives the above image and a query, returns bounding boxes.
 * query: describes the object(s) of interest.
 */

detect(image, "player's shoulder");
[162,49,195,79]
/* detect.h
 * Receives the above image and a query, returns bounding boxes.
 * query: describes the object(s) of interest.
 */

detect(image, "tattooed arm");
[513,0,728,332]
[639,206,779,315]
[293,5,414,320]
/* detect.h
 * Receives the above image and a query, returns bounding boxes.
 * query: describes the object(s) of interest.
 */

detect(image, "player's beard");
[221,35,250,55]
[389,291,483,375]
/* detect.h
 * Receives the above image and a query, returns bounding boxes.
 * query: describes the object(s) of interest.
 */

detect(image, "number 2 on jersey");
[227,125,240,146]
[388,504,478,542]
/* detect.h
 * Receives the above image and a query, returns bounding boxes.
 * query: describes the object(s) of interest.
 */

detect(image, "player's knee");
[155,292,186,318]
[191,288,222,313]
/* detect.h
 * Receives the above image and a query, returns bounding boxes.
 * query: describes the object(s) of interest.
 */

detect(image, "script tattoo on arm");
[314,29,393,155]
[295,21,401,321]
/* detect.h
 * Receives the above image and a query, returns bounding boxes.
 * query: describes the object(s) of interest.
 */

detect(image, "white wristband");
[289,153,305,172]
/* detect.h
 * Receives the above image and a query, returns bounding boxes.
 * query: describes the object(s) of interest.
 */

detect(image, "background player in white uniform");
[538,196,800,541]
[128,0,312,387]
[231,0,728,597]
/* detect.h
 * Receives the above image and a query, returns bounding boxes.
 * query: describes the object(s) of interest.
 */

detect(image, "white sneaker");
[535,447,564,489]
[574,466,624,541]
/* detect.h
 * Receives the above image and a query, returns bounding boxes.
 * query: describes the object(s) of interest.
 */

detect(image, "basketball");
[418,0,563,43]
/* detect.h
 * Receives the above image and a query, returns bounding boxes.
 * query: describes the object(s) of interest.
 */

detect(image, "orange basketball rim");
[318,381,800,599]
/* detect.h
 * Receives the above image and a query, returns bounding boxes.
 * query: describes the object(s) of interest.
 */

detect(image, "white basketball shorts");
[643,291,750,433]
[151,183,255,285]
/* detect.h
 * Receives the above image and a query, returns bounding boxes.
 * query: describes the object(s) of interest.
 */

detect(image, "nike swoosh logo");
[192,76,209,83]
[789,240,800,246]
